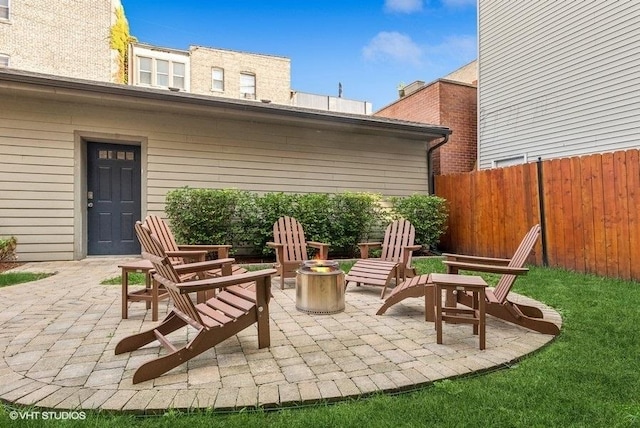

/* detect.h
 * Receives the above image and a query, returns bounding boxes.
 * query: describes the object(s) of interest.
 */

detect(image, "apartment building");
[128,43,291,105]
[0,0,121,82]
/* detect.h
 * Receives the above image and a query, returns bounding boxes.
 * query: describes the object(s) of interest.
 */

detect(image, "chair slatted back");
[145,215,182,264]
[493,224,541,303]
[273,216,308,263]
[134,222,204,327]
[381,219,415,266]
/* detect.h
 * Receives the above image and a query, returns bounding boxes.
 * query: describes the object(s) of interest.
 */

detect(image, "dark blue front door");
[87,142,141,255]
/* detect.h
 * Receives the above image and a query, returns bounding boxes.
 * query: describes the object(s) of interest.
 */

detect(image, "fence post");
[536,157,549,266]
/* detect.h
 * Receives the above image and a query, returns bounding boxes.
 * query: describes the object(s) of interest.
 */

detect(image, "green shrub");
[165,188,249,247]
[165,189,385,258]
[237,192,300,256]
[0,236,17,262]
[390,194,448,250]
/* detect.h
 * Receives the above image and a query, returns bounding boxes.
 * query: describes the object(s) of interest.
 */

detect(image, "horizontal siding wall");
[479,1,640,169]
[0,102,76,261]
[0,95,430,261]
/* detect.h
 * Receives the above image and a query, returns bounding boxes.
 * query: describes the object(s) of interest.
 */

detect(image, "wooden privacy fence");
[434,148,640,281]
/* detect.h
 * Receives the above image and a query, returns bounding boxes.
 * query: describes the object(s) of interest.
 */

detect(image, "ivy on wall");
[110,6,135,84]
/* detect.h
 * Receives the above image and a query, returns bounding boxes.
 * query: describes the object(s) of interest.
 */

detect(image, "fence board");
[560,157,576,272]
[601,152,619,278]
[626,149,640,280]
[570,156,586,273]
[613,150,631,280]
[434,148,639,282]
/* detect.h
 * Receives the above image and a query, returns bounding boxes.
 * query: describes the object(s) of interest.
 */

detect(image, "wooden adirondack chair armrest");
[442,253,511,265]
[165,249,208,262]
[358,242,382,258]
[177,269,277,294]
[172,258,236,275]
[307,241,330,260]
[177,244,232,259]
[402,245,422,265]
[442,260,529,275]
[267,242,285,263]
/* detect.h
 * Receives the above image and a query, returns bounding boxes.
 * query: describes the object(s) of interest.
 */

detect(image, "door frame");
[74,131,148,259]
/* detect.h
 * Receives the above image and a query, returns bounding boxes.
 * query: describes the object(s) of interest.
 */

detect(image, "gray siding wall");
[478,1,640,169]
[0,94,430,261]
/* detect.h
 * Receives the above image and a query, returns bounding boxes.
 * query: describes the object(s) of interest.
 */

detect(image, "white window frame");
[240,72,256,99]
[135,56,187,90]
[0,54,9,67]
[211,67,224,92]
[0,0,9,21]
[491,154,528,168]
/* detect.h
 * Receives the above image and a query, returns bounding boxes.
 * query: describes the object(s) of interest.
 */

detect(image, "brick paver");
[0,258,562,413]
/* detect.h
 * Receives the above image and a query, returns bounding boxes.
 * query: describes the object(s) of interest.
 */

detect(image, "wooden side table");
[431,273,488,350]
[119,259,169,322]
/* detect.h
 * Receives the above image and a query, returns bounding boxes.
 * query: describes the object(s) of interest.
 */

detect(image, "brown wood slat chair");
[144,215,249,289]
[115,222,276,384]
[145,214,231,264]
[346,219,421,298]
[441,224,559,335]
[267,216,329,289]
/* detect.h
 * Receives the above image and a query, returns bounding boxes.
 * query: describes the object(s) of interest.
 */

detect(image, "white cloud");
[362,31,423,65]
[441,0,476,8]
[384,0,423,14]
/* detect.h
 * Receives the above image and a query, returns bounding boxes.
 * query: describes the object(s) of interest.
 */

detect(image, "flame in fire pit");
[301,260,338,273]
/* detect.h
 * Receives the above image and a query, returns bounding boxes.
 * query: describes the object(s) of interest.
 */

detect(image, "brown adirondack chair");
[267,216,329,289]
[442,224,559,335]
[145,214,231,264]
[115,222,276,384]
[345,219,421,298]
[144,215,248,288]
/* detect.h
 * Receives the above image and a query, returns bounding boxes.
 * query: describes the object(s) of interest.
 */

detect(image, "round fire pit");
[295,260,345,314]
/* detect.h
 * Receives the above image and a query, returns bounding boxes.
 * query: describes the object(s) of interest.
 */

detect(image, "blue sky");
[122,0,477,110]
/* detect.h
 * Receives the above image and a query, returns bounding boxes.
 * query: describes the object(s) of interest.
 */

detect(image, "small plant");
[0,236,17,262]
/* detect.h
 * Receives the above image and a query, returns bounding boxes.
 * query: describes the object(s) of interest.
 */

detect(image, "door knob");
[87,202,94,208]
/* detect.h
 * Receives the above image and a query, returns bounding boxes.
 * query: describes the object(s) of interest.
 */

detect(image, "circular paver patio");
[0,258,561,413]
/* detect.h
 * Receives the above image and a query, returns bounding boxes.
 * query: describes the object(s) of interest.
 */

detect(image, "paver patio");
[0,258,561,413]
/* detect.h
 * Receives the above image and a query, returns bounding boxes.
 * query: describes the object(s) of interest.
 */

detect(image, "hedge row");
[165,188,448,258]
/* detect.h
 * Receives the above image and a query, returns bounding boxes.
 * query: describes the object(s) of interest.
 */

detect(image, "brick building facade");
[189,45,291,104]
[375,78,477,175]
[0,0,120,82]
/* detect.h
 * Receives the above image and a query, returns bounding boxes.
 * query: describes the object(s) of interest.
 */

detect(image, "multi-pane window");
[240,73,256,99]
[0,54,8,67]
[0,0,8,20]
[173,62,185,90]
[156,59,169,87]
[138,57,152,85]
[136,56,186,90]
[211,67,224,92]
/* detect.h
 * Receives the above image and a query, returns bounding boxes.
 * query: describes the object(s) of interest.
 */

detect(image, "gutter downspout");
[426,133,450,195]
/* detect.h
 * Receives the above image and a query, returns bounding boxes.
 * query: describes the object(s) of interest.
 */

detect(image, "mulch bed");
[0,262,24,273]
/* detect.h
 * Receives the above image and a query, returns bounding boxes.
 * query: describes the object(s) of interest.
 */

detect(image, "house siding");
[0,0,119,82]
[479,0,640,169]
[0,87,433,261]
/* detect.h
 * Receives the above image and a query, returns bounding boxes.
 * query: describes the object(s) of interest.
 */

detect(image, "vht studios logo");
[9,410,87,420]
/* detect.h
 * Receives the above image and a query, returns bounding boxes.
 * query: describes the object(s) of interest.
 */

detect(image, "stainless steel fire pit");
[295,260,345,314]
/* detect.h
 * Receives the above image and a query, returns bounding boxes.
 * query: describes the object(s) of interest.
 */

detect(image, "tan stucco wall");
[189,46,291,104]
[0,0,119,82]
[0,89,430,261]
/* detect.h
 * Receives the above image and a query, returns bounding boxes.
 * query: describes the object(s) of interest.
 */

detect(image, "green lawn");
[4,258,640,427]
[0,271,52,287]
